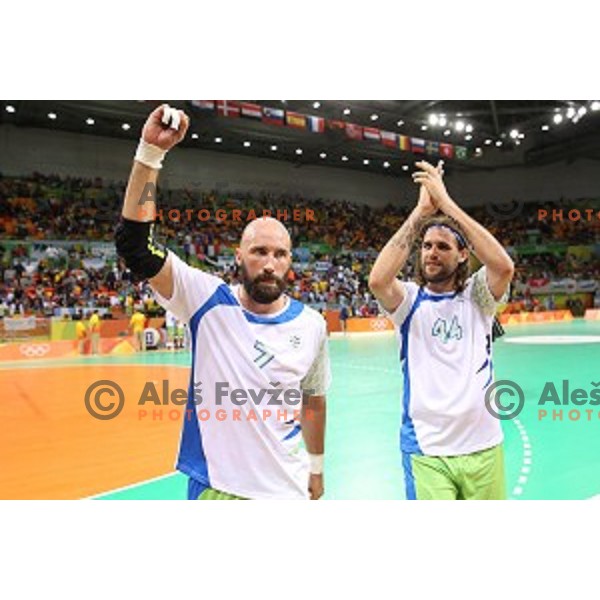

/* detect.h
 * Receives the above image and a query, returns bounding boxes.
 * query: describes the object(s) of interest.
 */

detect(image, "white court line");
[510,413,533,499]
[335,362,531,500]
[0,360,190,499]
[330,331,395,339]
[79,364,189,498]
[330,362,400,375]
[83,471,178,499]
[0,360,192,372]
[12,358,533,499]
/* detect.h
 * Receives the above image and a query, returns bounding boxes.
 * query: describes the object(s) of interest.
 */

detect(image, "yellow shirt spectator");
[76,321,87,339]
[130,312,146,334]
[89,313,100,333]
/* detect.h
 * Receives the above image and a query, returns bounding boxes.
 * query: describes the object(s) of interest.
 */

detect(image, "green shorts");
[197,488,245,500]
[188,478,246,500]
[403,444,506,500]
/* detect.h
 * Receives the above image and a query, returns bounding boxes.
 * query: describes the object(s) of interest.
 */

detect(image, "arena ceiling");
[2,100,600,177]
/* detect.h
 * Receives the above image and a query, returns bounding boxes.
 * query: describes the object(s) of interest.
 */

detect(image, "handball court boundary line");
[332,361,531,499]
[0,360,192,371]
[6,352,532,499]
[83,471,179,500]
[0,360,189,499]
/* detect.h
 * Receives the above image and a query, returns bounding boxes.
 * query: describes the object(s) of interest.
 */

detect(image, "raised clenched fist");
[141,104,190,151]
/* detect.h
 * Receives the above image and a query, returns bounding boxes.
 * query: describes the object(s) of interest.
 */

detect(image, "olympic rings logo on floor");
[19,343,51,358]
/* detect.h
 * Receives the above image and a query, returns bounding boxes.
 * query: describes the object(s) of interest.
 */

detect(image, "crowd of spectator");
[1,173,599,319]
[3,173,598,248]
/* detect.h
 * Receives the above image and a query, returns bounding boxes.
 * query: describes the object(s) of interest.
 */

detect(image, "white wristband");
[308,453,324,475]
[134,138,167,170]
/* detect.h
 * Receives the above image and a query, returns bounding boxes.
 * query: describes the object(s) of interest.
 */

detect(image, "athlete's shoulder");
[296,301,327,331]
[403,280,421,298]
[167,250,226,292]
[466,266,504,316]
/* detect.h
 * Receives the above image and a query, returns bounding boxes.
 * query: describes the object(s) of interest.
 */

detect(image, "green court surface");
[90,319,600,500]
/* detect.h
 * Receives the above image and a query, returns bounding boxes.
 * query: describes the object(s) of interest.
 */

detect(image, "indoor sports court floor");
[2,320,599,500]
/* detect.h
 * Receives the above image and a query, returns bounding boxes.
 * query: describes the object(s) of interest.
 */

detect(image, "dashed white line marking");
[511,417,533,500]
[336,361,534,501]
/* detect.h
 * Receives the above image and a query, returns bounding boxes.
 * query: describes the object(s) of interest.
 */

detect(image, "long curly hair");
[414,215,470,293]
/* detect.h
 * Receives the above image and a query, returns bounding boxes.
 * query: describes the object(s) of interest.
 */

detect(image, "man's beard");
[240,262,288,304]
[422,261,458,285]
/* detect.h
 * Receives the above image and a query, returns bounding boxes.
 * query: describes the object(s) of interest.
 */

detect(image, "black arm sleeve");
[115,217,167,280]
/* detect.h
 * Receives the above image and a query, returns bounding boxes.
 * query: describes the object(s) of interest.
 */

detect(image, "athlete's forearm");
[301,395,326,455]
[440,197,513,274]
[369,205,427,288]
[116,160,168,284]
[121,103,188,222]
[116,149,170,295]
[122,161,160,222]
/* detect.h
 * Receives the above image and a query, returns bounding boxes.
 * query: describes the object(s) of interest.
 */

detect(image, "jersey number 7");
[253,340,275,368]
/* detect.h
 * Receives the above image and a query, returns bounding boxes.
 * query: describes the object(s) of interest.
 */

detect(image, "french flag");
[307,115,325,133]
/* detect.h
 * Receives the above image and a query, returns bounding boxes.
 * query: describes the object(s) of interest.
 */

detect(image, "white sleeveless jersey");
[389,267,505,457]
[153,252,330,499]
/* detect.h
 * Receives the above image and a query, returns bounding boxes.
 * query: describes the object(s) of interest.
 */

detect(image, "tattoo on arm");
[391,214,422,251]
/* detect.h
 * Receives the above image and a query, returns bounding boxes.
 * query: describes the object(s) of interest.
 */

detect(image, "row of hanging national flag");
[339,125,468,159]
[191,101,327,133]
[189,101,468,159]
